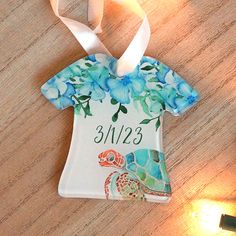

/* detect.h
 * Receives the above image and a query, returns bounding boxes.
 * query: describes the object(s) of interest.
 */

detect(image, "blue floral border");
[41,54,199,130]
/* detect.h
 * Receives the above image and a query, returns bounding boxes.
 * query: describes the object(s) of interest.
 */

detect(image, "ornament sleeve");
[40,55,102,110]
[159,71,200,116]
[139,57,199,116]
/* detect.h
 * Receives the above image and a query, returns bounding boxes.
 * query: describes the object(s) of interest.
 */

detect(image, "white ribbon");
[50,0,151,76]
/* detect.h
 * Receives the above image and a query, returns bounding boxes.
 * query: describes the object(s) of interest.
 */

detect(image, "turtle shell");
[124,149,170,193]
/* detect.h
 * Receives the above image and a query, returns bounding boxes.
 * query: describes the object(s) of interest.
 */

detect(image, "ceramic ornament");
[41,0,199,203]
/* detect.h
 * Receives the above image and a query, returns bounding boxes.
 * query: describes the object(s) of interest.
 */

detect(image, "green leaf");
[112,112,118,122]
[84,103,92,117]
[79,95,90,100]
[140,119,151,124]
[85,63,92,67]
[69,77,76,82]
[156,84,163,89]
[155,117,160,131]
[120,105,128,114]
[141,65,154,71]
[111,98,118,105]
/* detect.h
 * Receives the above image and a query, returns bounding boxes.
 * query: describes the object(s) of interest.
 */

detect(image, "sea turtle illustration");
[98,149,171,200]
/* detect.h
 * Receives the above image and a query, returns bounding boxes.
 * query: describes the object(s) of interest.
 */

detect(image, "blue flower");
[174,82,199,112]
[87,55,97,62]
[158,85,177,109]
[107,69,146,104]
[41,76,76,110]
[156,63,171,84]
[159,82,199,114]
[78,65,109,101]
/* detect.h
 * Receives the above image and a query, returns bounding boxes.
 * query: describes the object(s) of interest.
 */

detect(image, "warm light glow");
[190,199,236,235]
[192,201,224,233]
[114,0,145,18]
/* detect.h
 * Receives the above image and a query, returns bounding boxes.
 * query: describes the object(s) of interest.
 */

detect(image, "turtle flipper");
[141,184,172,197]
[104,171,145,200]
[104,171,120,199]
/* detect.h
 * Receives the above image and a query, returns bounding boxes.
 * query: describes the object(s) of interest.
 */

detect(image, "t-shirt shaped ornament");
[41,0,199,203]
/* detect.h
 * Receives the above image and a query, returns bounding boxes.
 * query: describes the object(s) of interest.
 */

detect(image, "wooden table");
[1,0,235,235]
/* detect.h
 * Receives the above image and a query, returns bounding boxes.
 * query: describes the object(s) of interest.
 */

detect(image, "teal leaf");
[75,104,81,115]
[140,119,151,124]
[120,105,128,114]
[140,98,152,117]
[111,98,118,105]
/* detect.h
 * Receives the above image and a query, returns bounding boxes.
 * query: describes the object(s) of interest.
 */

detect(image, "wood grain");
[0,0,235,235]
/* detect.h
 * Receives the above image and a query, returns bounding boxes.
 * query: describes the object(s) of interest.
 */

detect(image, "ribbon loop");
[50,0,151,76]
